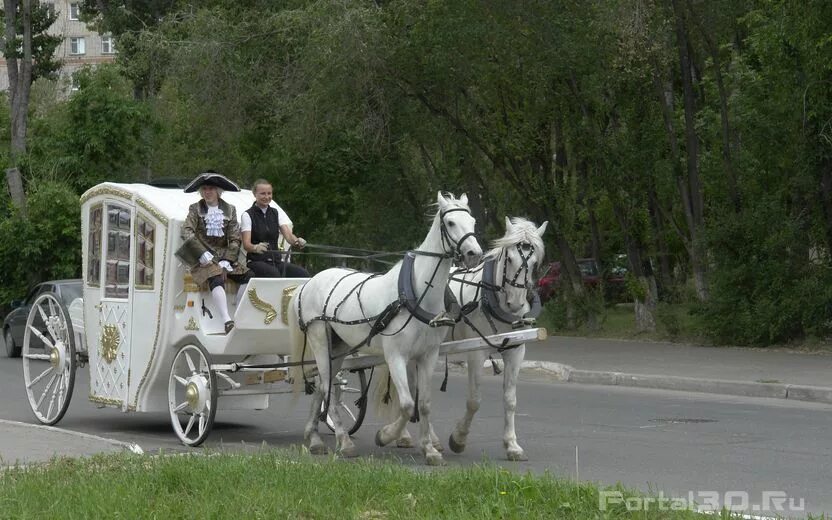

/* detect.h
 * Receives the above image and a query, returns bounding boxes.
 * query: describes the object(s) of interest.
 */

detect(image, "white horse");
[394,217,547,460]
[289,192,482,465]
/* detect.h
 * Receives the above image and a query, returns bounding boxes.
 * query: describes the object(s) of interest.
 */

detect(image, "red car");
[537,258,627,304]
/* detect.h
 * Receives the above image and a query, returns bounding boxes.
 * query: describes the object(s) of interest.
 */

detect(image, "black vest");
[246,204,280,263]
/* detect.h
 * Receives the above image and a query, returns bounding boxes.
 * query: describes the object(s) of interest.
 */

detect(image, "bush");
[0,181,81,304]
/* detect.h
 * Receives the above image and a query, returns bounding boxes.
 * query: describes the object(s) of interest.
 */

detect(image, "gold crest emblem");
[101,324,120,364]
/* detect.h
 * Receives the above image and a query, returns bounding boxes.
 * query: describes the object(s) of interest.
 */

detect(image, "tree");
[1,0,59,213]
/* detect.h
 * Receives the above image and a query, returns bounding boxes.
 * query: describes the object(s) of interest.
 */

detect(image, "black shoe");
[225,320,235,334]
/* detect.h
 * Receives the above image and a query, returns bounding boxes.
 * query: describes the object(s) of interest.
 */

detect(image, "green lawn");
[0,450,772,519]
[538,301,705,344]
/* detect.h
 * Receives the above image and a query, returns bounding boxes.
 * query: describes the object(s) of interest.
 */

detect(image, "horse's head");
[488,217,548,315]
[437,192,483,268]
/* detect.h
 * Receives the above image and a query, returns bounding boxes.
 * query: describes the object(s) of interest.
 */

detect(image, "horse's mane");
[485,217,545,262]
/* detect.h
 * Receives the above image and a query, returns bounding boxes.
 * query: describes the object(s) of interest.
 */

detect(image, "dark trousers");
[248,260,309,278]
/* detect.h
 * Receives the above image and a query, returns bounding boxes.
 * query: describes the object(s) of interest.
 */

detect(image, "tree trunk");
[3,0,33,216]
[648,185,673,294]
[665,0,708,301]
[610,196,657,332]
[685,0,740,212]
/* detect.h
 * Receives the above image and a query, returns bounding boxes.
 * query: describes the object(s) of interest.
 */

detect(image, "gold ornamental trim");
[132,228,168,410]
[185,317,199,331]
[101,324,120,363]
[88,395,123,407]
[136,198,169,226]
[282,285,299,325]
[80,185,133,204]
[248,287,277,325]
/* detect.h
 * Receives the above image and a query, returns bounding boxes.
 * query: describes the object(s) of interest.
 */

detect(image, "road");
[1,353,829,517]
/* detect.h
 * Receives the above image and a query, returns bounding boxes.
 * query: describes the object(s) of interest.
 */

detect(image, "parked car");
[3,279,82,357]
[537,258,627,304]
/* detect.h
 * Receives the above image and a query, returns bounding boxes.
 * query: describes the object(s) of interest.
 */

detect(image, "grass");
[538,301,705,344]
[0,450,777,519]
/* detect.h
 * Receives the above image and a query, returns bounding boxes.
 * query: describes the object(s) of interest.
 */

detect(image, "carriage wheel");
[168,344,217,447]
[22,293,77,426]
[323,369,368,436]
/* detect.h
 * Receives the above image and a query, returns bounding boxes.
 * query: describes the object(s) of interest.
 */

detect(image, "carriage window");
[87,205,103,286]
[105,205,131,299]
[135,215,155,289]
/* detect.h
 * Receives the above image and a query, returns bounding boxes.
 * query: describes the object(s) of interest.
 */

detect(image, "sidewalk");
[515,335,832,404]
[0,419,142,469]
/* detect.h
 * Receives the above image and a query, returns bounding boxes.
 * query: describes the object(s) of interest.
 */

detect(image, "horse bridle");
[501,242,536,292]
[439,207,478,261]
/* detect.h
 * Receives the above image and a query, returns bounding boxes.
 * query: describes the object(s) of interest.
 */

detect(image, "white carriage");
[20,182,545,448]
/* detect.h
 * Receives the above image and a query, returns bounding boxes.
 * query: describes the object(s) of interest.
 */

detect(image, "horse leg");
[449,350,483,454]
[395,364,443,452]
[414,349,444,465]
[502,344,527,461]
[302,323,329,455]
[326,354,358,458]
[375,356,416,449]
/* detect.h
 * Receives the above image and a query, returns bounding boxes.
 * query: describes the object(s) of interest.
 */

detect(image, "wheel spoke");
[174,375,188,386]
[198,414,206,436]
[56,374,65,412]
[36,373,58,410]
[173,401,189,413]
[24,353,50,361]
[341,404,357,422]
[183,414,196,437]
[46,373,62,419]
[36,303,58,344]
[184,352,196,374]
[27,366,54,388]
[28,325,54,350]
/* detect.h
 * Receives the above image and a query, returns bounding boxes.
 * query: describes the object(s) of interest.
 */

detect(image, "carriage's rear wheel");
[168,344,217,447]
[323,369,368,436]
[22,293,77,425]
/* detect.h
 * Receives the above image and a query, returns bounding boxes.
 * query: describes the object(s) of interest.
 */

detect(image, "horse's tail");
[288,290,308,401]
[370,364,400,421]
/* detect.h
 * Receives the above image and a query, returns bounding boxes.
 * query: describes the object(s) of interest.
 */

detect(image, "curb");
[480,360,832,405]
[0,419,144,462]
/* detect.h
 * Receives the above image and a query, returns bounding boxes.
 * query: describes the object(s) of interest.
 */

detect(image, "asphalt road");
[1,352,829,517]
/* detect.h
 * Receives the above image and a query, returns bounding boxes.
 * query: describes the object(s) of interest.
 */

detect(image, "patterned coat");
[181,199,250,285]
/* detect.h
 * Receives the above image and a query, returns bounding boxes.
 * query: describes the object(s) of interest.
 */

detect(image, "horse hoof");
[396,438,413,449]
[433,441,444,453]
[375,430,388,447]
[448,434,465,454]
[506,449,528,461]
[309,443,328,455]
[338,446,359,458]
[425,453,446,466]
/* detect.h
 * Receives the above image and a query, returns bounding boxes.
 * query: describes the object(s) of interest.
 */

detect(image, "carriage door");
[90,202,134,410]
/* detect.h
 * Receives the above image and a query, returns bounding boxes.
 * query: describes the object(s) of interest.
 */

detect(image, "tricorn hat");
[183,171,241,193]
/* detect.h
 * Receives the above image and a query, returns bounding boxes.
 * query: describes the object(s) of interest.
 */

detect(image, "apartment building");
[0,0,115,91]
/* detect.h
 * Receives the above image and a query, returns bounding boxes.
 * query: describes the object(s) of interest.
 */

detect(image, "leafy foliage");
[0,181,81,304]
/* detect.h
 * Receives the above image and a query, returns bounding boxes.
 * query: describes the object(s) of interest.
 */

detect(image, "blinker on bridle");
[502,242,535,291]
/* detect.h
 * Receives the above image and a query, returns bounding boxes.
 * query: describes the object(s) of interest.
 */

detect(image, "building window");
[70,37,85,55]
[101,36,115,54]
[69,3,80,20]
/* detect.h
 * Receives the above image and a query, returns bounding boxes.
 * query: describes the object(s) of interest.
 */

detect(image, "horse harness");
[296,206,478,348]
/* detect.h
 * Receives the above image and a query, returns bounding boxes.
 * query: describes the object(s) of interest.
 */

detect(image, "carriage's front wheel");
[168,344,217,447]
[22,293,77,425]
[324,369,368,436]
